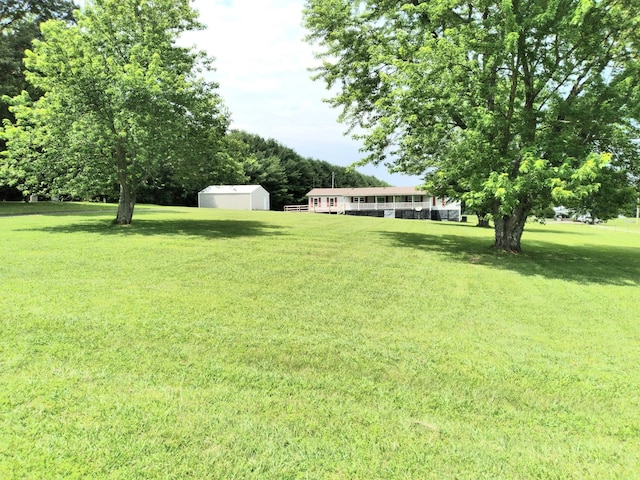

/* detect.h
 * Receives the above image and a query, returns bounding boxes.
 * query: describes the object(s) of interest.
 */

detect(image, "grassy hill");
[1,203,638,478]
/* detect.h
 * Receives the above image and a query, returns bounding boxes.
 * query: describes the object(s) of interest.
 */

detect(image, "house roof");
[307,187,427,197]
[199,185,266,194]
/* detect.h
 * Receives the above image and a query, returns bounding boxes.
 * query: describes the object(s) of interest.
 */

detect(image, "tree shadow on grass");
[445,220,592,236]
[22,218,289,240]
[378,230,639,286]
[522,224,594,236]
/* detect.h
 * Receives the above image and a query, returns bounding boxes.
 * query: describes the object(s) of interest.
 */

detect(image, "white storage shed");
[198,185,270,211]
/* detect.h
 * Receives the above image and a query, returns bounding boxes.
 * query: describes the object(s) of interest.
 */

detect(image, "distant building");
[198,185,270,211]
[306,187,461,221]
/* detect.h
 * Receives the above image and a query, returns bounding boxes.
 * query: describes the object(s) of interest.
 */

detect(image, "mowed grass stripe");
[1,206,638,478]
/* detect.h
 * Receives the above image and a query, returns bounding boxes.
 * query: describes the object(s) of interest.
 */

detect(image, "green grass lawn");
[1,204,639,479]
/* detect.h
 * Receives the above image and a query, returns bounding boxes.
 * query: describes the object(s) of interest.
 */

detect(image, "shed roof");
[307,187,427,197]
[199,185,266,194]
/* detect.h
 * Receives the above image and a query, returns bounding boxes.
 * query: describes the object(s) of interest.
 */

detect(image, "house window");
[352,197,365,203]
[313,198,319,207]
[376,196,386,204]
[329,198,335,207]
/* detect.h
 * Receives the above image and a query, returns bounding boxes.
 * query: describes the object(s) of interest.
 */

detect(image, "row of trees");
[133,130,387,210]
[227,130,386,211]
[0,0,385,218]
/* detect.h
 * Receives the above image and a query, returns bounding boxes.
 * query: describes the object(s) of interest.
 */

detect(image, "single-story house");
[198,185,270,211]
[306,187,461,221]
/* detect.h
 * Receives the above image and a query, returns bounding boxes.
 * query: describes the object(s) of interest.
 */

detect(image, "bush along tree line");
[0,0,387,220]
[304,0,640,251]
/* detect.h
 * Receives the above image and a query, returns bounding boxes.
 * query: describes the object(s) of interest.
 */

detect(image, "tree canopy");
[0,0,76,139]
[0,1,76,88]
[304,0,640,251]
[1,0,230,224]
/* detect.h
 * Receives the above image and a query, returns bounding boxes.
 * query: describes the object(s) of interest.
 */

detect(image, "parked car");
[576,214,601,224]
[553,207,571,221]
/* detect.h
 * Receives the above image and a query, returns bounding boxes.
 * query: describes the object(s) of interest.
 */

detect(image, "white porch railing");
[284,205,309,212]
[300,201,460,214]
[345,202,433,211]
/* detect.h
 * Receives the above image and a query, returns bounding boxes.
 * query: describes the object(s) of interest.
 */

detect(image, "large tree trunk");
[493,205,528,252]
[476,211,491,228]
[114,143,135,225]
[115,182,135,225]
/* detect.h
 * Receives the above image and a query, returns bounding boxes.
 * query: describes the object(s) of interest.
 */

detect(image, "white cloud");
[181,0,422,186]
[184,0,311,92]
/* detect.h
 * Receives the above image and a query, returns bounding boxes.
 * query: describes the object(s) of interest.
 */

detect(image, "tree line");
[134,130,388,211]
[0,0,386,220]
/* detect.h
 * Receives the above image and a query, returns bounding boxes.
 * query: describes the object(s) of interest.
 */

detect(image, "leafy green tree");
[566,165,636,221]
[1,0,230,223]
[304,0,640,251]
[0,0,75,123]
[135,141,246,206]
[243,154,292,210]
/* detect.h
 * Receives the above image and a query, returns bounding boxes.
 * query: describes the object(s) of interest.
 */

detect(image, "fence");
[284,205,309,212]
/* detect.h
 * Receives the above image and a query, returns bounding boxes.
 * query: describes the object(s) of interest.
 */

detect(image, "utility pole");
[331,172,335,189]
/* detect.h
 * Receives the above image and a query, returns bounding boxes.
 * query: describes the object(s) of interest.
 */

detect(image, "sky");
[178,0,423,187]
